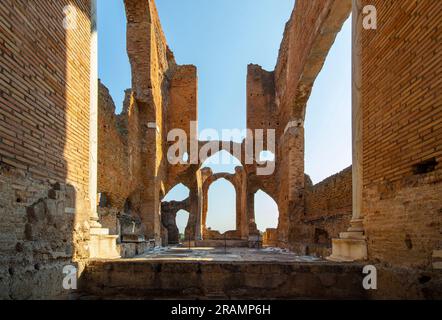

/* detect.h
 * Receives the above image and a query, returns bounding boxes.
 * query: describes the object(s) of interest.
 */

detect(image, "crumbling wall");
[167,65,198,143]
[263,228,278,247]
[0,0,92,299]
[98,82,139,209]
[247,64,279,139]
[298,167,353,256]
[0,167,89,299]
[360,0,442,267]
[245,0,351,250]
[161,198,191,244]
[123,0,199,244]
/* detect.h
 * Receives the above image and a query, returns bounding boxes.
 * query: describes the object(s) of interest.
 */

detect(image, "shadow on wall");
[0,0,92,299]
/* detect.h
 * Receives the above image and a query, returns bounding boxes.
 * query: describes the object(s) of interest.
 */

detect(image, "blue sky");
[98,0,352,234]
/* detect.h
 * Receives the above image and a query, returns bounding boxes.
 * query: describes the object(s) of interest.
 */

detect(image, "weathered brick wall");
[0,0,92,298]
[361,0,442,267]
[275,0,351,122]
[262,0,351,249]
[305,167,352,219]
[98,82,128,208]
[0,0,91,191]
[168,65,197,141]
[361,0,442,184]
[300,167,353,256]
[246,64,279,138]
[98,81,143,210]
[263,228,278,247]
[124,0,172,242]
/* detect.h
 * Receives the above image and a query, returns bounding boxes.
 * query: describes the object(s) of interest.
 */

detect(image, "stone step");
[80,259,367,299]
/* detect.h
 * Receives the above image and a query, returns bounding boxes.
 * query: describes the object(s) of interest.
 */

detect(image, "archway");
[162,183,189,202]
[253,189,279,247]
[254,190,279,232]
[206,178,236,236]
[176,209,190,243]
[161,184,191,244]
[304,16,352,184]
[200,149,243,174]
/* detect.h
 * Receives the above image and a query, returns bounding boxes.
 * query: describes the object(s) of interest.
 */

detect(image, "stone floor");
[130,246,323,263]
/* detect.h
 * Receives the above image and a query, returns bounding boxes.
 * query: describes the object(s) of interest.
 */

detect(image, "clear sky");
[98,0,352,235]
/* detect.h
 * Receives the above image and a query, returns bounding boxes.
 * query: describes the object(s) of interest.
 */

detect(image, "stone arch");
[161,183,190,202]
[160,183,192,244]
[176,209,190,242]
[199,148,244,173]
[198,141,245,169]
[304,15,352,184]
[253,189,279,232]
[205,177,237,237]
[200,166,248,241]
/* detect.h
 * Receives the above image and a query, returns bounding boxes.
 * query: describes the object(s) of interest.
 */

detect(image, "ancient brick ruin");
[0,0,441,299]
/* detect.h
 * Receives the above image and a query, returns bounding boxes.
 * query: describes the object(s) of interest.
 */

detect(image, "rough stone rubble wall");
[0,0,92,299]
[361,0,442,267]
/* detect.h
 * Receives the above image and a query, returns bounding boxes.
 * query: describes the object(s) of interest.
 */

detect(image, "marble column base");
[89,226,121,259]
[327,220,367,262]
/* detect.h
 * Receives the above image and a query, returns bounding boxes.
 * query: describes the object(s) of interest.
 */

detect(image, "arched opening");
[304,16,352,184]
[200,150,242,174]
[176,209,190,243]
[162,183,189,202]
[254,190,279,247]
[206,178,236,234]
[161,184,190,245]
[254,190,279,232]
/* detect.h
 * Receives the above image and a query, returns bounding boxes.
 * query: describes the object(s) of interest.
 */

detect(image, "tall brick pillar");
[328,0,367,262]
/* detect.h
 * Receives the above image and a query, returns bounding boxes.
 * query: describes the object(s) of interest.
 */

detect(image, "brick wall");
[168,65,198,142]
[305,167,353,219]
[0,0,92,298]
[361,0,442,185]
[98,81,142,210]
[361,0,442,267]
[0,0,91,191]
[124,0,178,242]
[258,0,351,249]
[302,167,353,256]
[247,64,279,137]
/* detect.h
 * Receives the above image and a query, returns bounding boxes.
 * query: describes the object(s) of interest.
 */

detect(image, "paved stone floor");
[130,246,323,262]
